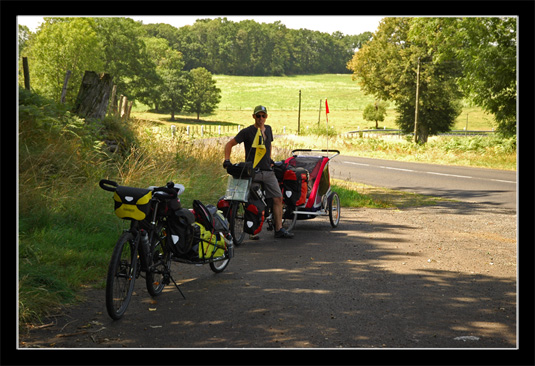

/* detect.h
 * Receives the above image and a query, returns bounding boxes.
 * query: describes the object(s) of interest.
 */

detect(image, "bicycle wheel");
[106,232,138,320]
[209,236,231,273]
[282,205,298,231]
[229,201,246,245]
[146,226,169,297]
[328,192,341,228]
[210,257,230,273]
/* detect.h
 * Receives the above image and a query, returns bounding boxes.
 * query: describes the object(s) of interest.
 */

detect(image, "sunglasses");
[255,114,267,119]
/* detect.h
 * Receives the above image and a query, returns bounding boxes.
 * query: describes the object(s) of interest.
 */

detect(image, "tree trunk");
[418,124,429,143]
[72,71,113,120]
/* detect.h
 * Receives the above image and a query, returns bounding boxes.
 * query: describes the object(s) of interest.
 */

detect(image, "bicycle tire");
[282,205,297,232]
[209,257,230,273]
[329,192,341,228]
[146,226,169,297]
[105,231,138,320]
[209,235,231,273]
[229,201,246,245]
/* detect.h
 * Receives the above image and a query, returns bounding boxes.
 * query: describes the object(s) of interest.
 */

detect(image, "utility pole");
[298,90,301,135]
[413,57,420,143]
[318,99,322,126]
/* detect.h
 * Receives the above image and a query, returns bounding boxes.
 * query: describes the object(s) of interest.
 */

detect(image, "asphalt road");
[330,156,517,210]
[20,205,517,353]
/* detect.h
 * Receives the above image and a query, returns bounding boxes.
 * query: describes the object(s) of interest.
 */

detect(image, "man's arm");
[224,138,238,161]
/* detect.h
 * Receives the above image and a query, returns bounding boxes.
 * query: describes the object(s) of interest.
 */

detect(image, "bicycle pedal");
[162,276,170,285]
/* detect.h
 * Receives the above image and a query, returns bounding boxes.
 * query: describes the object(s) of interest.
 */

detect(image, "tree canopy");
[20,16,370,116]
[347,17,517,139]
[144,17,370,76]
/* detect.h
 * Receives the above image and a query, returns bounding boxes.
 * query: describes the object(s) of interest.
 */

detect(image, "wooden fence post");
[60,70,72,104]
[22,57,30,90]
[119,96,129,121]
[126,100,133,121]
[108,85,117,116]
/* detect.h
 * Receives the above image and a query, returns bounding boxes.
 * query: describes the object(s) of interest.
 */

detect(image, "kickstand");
[168,274,186,299]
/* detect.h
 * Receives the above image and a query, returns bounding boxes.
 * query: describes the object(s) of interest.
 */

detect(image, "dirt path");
[19,201,517,353]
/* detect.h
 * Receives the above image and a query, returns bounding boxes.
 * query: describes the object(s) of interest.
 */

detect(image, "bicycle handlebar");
[99,179,118,192]
[99,179,185,197]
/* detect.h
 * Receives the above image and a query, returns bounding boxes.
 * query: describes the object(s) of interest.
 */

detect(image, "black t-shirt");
[234,124,273,170]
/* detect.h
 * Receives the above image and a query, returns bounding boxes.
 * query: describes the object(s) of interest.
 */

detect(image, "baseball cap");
[253,105,268,114]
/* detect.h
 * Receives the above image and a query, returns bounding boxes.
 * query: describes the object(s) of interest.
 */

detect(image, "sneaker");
[274,227,294,238]
[249,234,260,240]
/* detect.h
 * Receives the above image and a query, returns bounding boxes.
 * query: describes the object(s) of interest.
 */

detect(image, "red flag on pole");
[325,99,330,114]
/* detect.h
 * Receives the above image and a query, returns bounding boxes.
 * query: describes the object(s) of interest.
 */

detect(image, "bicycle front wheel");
[229,201,246,245]
[106,232,138,320]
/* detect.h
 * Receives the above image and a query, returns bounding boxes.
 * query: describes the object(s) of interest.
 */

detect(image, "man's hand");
[223,159,232,169]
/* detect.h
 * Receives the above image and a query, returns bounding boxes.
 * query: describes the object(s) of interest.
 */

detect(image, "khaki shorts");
[253,170,282,199]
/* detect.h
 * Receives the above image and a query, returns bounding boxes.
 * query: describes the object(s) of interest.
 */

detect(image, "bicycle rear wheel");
[282,205,297,231]
[106,232,138,320]
[146,226,169,297]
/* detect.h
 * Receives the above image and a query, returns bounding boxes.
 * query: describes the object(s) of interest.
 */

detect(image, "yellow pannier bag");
[113,186,152,221]
[194,222,225,259]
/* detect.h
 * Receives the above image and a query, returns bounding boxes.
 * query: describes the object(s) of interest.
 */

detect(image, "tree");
[408,17,517,136]
[94,18,157,102]
[158,48,189,121]
[23,17,104,104]
[184,67,221,120]
[347,17,462,143]
[363,101,387,129]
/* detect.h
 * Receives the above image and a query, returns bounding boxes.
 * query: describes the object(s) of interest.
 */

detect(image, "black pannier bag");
[167,208,196,256]
[243,198,265,235]
[273,160,287,182]
[282,166,308,207]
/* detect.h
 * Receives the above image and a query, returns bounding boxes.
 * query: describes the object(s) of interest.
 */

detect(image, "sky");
[18,15,383,36]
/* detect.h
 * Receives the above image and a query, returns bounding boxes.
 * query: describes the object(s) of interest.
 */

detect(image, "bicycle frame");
[100,179,233,319]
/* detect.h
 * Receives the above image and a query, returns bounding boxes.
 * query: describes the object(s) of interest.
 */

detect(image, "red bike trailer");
[283,149,341,230]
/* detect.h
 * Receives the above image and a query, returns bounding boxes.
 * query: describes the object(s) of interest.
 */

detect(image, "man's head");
[253,105,268,126]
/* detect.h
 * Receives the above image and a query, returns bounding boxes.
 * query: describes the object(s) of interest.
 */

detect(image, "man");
[223,105,294,239]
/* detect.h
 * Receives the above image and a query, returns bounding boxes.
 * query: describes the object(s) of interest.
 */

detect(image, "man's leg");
[272,196,283,231]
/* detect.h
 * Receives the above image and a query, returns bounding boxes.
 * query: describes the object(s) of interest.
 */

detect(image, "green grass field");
[134,74,495,134]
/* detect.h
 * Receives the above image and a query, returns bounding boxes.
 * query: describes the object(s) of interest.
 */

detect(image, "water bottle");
[140,230,150,258]
[226,234,234,259]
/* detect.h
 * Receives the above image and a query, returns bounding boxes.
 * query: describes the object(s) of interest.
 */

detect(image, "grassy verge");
[332,179,447,209]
